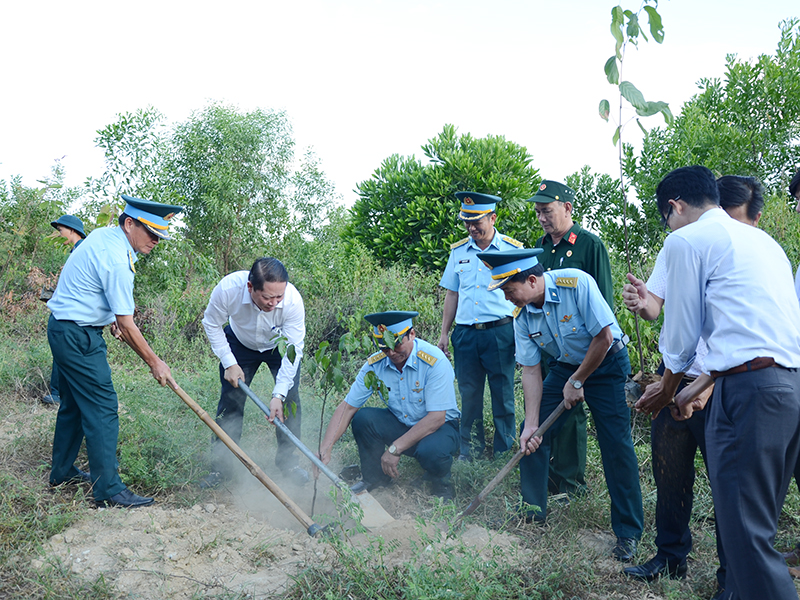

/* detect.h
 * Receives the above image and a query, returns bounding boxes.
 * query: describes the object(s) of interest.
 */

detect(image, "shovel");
[453,399,568,527]
[238,380,395,529]
[167,381,325,537]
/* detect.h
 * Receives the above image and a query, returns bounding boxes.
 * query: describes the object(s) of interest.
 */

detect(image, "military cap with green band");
[456,191,501,221]
[476,248,545,291]
[527,180,576,204]
[121,194,184,241]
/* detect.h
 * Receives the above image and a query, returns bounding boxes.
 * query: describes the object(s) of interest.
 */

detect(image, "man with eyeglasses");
[46,195,183,508]
[530,180,615,501]
[319,311,460,499]
[636,165,800,600]
[200,257,307,489]
[438,192,523,462]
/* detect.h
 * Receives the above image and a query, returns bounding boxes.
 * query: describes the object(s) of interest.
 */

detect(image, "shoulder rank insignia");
[450,237,469,249]
[567,232,578,245]
[417,350,437,366]
[368,351,386,365]
[502,235,524,248]
[560,314,573,323]
[128,250,136,274]
[555,277,578,288]
[512,306,523,319]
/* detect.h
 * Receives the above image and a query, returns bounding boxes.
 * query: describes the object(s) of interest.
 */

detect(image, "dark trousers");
[213,325,301,471]
[546,356,588,495]
[519,349,643,539]
[351,407,459,486]
[706,367,800,600]
[452,321,516,458]
[47,316,126,501]
[651,378,726,590]
[49,359,60,396]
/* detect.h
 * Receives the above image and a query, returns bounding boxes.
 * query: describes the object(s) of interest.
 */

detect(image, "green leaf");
[636,118,648,136]
[660,104,675,125]
[611,6,625,59]
[286,345,296,364]
[599,99,611,122]
[626,12,640,40]
[333,369,344,392]
[643,5,664,43]
[635,99,669,118]
[619,81,647,110]
[604,56,619,85]
[612,126,621,146]
[364,371,377,390]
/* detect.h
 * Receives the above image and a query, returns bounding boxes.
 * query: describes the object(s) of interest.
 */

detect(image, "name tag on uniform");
[529,332,542,339]
[458,259,470,264]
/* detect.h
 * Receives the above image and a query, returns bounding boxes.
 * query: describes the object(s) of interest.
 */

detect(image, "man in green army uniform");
[530,180,614,498]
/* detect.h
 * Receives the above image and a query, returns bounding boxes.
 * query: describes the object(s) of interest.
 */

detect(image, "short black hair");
[790,168,800,198]
[118,213,131,227]
[656,166,720,217]
[717,175,764,222]
[249,257,288,290]
[507,263,545,284]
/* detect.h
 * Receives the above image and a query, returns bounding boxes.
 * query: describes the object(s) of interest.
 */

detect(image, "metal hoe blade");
[238,380,395,529]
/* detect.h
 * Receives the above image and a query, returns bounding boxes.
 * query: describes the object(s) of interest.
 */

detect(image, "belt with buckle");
[711,356,779,379]
[607,334,629,357]
[460,316,513,330]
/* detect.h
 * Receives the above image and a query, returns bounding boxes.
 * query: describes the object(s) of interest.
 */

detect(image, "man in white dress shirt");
[637,165,800,600]
[201,257,307,487]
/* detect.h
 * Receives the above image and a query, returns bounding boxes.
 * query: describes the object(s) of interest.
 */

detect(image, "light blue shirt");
[515,269,622,367]
[345,338,461,427]
[439,230,519,324]
[48,226,137,327]
[661,208,800,372]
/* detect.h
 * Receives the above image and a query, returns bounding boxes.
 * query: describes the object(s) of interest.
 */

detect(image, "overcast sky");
[1,1,797,206]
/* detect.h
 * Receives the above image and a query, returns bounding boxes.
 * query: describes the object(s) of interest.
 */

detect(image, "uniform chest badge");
[560,314,573,323]
[567,232,577,244]
[529,332,543,339]
[566,250,573,257]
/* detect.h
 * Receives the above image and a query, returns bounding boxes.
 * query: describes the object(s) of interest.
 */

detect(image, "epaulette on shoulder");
[512,306,523,318]
[502,236,524,248]
[450,237,469,249]
[368,351,386,365]
[417,350,438,366]
[555,277,578,288]
[128,250,136,274]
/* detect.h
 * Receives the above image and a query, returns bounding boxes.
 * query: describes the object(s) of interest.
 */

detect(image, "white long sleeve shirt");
[202,271,305,397]
[660,208,800,373]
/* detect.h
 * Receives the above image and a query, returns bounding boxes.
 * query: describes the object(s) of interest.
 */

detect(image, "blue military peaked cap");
[121,194,184,240]
[477,248,544,291]
[527,180,576,204]
[51,214,86,238]
[364,311,418,347]
[456,191,501,221]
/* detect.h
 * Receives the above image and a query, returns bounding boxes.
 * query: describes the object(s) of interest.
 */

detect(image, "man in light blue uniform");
[47,195,183,508]
[319,311,461,499]
[438,191,522,461]
[477,248,643,562]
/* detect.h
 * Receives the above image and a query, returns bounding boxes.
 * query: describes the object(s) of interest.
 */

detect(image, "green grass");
[3,302,800,600]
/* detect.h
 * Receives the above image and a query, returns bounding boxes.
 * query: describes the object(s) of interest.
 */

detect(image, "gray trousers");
[707,366,800,600]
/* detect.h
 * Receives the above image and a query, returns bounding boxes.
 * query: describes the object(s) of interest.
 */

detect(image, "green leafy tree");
[630,18,800,204]
[347,124,541,271]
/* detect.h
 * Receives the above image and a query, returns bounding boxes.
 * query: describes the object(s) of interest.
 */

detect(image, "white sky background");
[1,0,797,206]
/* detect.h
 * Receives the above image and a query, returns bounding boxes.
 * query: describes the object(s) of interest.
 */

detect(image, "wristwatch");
[388,444,399,456]
[272,393,286,403]
[568,377,583,390]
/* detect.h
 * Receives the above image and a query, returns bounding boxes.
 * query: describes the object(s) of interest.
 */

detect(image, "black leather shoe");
[198,471,226,489]
[50,468,92,487]
[624,555,687,581]
[42,393,61,405]
[350,478,391,494]
[95,488,154,508]
[283,466,310,486]
[430,480,454,501]
[612,537,638,562]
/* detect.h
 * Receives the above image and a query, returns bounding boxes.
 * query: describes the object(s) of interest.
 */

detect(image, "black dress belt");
[458,316,513,330]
